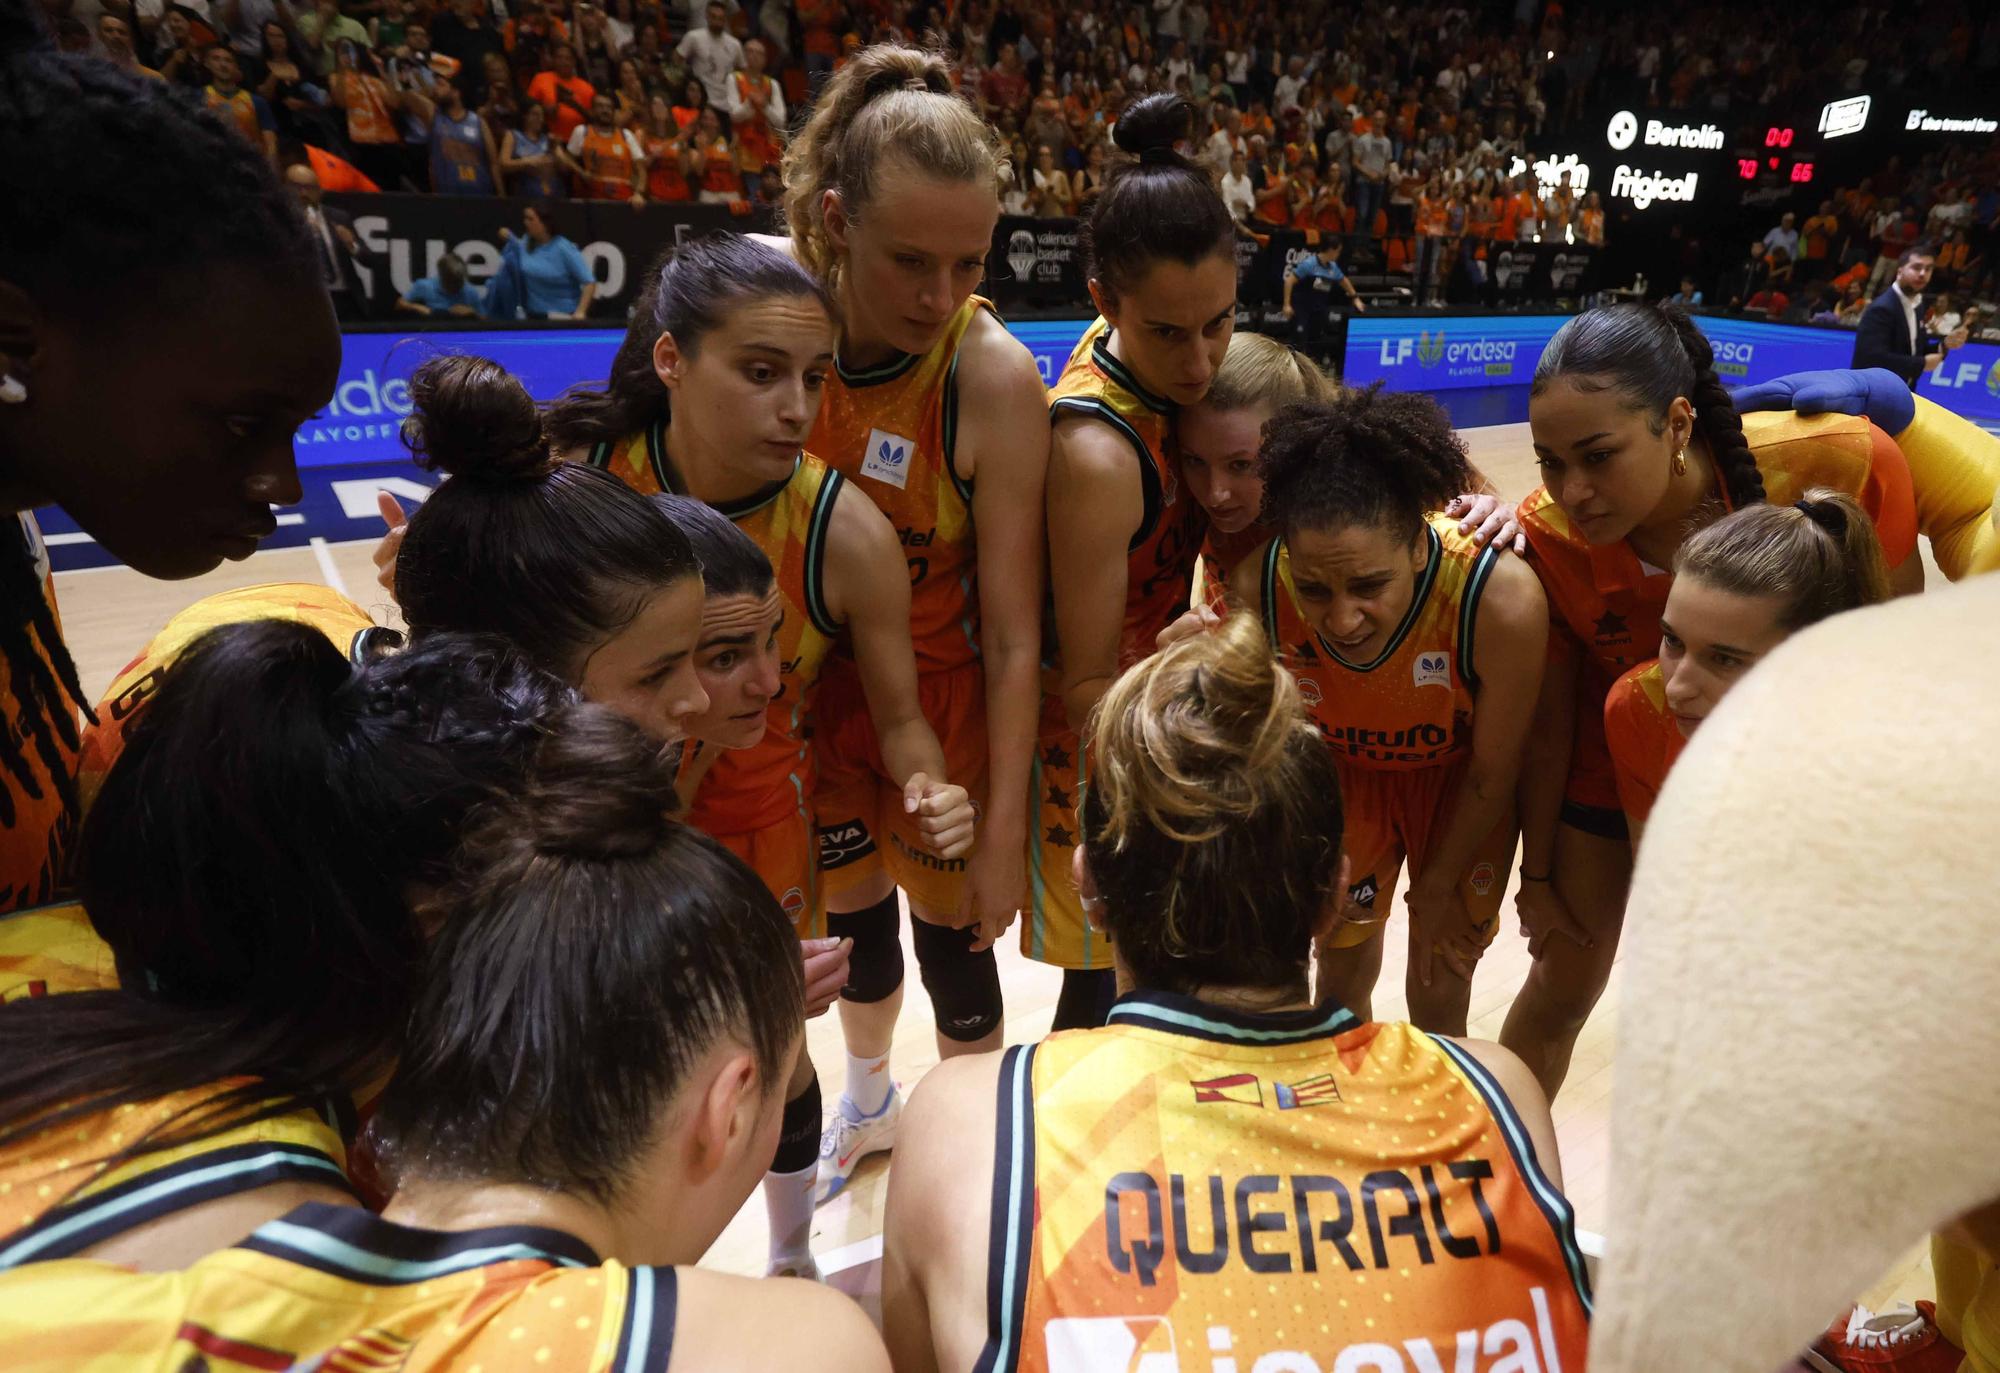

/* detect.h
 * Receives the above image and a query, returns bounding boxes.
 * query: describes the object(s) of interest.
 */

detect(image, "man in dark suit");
[283,163,381,322]
[1852,243,1967,384]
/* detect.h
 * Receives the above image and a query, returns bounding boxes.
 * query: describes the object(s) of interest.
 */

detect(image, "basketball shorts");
[1021,692,1112,972]
[700,808,824,939]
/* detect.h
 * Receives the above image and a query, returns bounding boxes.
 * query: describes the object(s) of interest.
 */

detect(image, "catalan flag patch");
[1190,1073,1263,1107]
[1274,1074,1341,1109]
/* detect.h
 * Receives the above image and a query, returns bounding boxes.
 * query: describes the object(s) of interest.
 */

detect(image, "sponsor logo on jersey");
[1296,676,1324,707]
[816,820,877,869]
[1469,861,1498,896]
[780,887,806,921]
[1126,1291,1572,1373]
[1274,1074,1341,1109]
[1413,650,1451,688]
[1190,1073,1263,1107]
[861,428,915,490]
[1045,1316,1180,1373]
[1349,876,1380,909]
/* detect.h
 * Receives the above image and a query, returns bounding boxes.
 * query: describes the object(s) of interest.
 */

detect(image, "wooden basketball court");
[49,419,1935,1315]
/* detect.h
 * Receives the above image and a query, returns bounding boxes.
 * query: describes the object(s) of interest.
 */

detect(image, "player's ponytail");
[1533,302,1766,509]
[371,710,802,1200]
[1259,384,1473,542]
[0,622,574,1164]
[1081,613,1343,999]
[397,354,701,681]
[1201,330,1337,415]
[779,42,1003,293]
[1085,92,1235,303]
[1676,487,1891,632]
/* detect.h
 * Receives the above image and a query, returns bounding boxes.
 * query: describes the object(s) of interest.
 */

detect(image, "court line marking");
[309,536,350,600]
[818,1232,884,1277]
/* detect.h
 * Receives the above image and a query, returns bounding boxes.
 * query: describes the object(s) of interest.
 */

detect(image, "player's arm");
[1407,555,1547,982]
[1047,415,1143,732]
[821,482,975,859]
[882,1055,1003,1373]
[957,316,1049,935]
[1156,539,1266,648]
[1447,1038,1565,1190]
[670,1270,891,1373]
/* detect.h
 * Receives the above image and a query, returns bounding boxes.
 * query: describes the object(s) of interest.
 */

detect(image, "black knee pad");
[911,919,1003,1043]
[828,893,903,1004]
[1052,967,1117,1031]
[770,1070,821,1175]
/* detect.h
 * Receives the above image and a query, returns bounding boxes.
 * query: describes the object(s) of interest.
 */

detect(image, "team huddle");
[7,22,2000,1373]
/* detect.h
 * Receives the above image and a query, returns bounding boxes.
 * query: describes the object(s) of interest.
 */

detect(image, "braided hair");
[1531,303,1766,510]
[0,0,318,888]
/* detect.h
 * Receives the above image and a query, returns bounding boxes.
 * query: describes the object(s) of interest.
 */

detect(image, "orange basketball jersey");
[1258,515,1502,771]
[1520,410,1916,689]
[978,991,1593,1372]
[1048,318,1208,670]
[811,297,988,674]
[1,514,77,916]
[1603,660,1685,827]
[77,583,384,813]
[587,433,841,834]
[0,1201,678,1371]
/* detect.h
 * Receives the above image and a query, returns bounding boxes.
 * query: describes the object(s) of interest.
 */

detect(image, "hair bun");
[1113,92,1191,161]
[515,705,679,860]
[402,354,551,482]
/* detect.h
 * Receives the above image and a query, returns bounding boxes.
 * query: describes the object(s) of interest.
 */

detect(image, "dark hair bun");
[515,706,679,859]
[402,354,550,482]
[1113,92,1191,161]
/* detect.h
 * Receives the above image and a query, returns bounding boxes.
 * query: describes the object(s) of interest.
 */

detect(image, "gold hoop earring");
[1671,445,1688,476]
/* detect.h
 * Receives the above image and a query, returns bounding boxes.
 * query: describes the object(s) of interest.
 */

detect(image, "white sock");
[764,1163,817,1265]
[844,1050,893,1118]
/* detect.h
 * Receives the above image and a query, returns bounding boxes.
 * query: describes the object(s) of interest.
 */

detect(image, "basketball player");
[1605,489,1890,846]
[0,13,340,911]
[544,232,974,1275]
[1178,332,1526,608]
[0,711,889,1373]
[881,616,1592,1372]
[1506,302,1919,1097]
[771,42,1049,1201]
[1033,92,1235,1029]
[1171,387,1548,1034]
[0,624,573,1271]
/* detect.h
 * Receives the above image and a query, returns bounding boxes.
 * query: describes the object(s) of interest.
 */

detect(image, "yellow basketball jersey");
[812,297,987,674]
[0,905,353,1271]
[0,1201,678,1371]
[979,992,1592,1372]
[1260,514,1500,771]
[590,433,841,833]
[77,583,384,812]
[1048,319,1208,670]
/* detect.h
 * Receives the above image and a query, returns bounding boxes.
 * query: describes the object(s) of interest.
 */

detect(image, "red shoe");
[1805,1301,1965,1373]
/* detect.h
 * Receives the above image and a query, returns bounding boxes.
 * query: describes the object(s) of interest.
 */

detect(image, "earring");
[1671,444,1688,476]
[0,374,26,405]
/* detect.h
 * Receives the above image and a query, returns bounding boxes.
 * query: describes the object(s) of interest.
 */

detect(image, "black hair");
[1259,385,1474,543]
[0,520,89,865]
[371,709,803,1201]
[0,0,319,858]
[1084,92,1236,301]
[1531,303,1766,510]
[653,494,774,600]
[0,621,574,1160]
[544,233,835,450]
[1900,241,1937,267]
[394,354,702,679]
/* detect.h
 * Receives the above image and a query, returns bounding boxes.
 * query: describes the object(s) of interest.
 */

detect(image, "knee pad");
[1052,966,1117,1032]
[828,893,903,1004]
[911,919,1003,1043]
[770,1070,821,1175]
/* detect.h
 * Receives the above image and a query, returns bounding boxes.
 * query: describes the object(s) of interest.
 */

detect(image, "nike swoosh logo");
[838,1147,863,1168]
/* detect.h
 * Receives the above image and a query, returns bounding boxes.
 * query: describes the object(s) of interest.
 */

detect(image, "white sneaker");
[814,1088,901,1204]
[766,1253,823,1282]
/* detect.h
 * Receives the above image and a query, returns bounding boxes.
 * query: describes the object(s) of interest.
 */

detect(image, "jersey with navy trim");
[811,297,986,673]
[976,991,1592,1373]
[0,1201,678,1371]
[1260,514,1500,770]
[0,902,356,1271]
[589,435,842,833]
[1047,318,1208,670]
